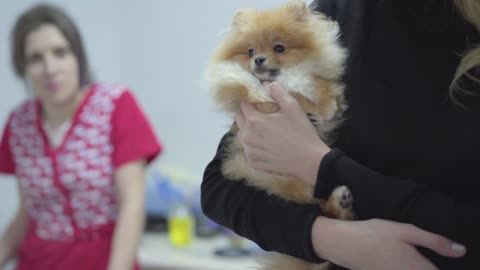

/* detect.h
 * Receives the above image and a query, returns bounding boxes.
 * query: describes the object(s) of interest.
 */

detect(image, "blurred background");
[0,1,312,269]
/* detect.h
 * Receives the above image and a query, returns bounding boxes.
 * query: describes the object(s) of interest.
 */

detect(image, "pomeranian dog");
[206,1,354,269]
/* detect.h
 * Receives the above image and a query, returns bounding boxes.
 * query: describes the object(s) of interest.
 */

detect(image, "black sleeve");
[314,149,480,268]
[311,0,372,83]
[201,132,324,263]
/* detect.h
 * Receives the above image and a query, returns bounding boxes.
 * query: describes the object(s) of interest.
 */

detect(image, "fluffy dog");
[206,1,354,269]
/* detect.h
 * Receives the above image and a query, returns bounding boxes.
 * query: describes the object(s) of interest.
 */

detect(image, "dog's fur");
[206,1,354,269]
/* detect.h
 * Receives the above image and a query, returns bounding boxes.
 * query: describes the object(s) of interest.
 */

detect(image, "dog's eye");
[274,45,285,53]
[248,48,256,57]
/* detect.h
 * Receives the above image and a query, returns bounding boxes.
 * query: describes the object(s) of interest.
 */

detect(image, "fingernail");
[451,243,466,253]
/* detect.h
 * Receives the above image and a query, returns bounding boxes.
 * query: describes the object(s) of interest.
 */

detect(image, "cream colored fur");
[205,1,353,270]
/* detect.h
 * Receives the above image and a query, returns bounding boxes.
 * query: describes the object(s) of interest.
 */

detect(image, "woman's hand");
[235,82,330,187]
[312,217,466,270]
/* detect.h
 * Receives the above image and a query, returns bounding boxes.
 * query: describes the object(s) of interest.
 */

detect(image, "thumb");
[239,101,257,118]
[267,82,296,109]
[401,225,466,258]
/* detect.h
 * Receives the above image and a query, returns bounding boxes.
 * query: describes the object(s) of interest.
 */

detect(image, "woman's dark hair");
[11,3,91,86]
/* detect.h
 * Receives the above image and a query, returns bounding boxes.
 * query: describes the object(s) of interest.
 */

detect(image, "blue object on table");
[145,171,185,217]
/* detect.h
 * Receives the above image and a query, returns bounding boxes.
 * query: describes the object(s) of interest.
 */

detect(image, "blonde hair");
[451,0,480,101]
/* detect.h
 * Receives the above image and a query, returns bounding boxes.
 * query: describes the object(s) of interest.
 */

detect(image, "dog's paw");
[323,185,354,220]
[332,185,353,210]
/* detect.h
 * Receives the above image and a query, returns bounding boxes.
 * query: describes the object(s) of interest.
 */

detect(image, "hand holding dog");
[312,217,466,270]
[235,82,330,187]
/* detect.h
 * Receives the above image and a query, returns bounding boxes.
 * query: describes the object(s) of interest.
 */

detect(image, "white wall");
[0,0,312,233]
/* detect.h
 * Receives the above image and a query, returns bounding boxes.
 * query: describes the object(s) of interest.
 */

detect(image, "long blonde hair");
[451,0,480,100]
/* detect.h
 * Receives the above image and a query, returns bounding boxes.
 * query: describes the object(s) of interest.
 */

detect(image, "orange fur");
[206,1,353,270]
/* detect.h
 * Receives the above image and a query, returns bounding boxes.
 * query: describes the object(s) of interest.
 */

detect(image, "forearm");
[315,149,465,232]
[309,216,341,262]
[201,133,324,262]
[314,149,480,267]
[0,208,28,267]
[107,204,144,270]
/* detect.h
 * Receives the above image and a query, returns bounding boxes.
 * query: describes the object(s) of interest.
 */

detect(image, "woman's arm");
[108,160,146,270]
[0,181,28,268]
[202,133,466,270]
[313,148,480,267]
[311,217,465,270]
[107,88,162,270]
[233,83,479,268]
[201,132,324,262]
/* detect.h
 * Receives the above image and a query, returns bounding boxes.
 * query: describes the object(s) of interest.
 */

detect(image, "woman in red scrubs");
[0,4,163,270]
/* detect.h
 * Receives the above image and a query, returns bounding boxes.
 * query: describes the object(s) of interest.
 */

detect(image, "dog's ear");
[232,9,252,29]
[285,0,308,20]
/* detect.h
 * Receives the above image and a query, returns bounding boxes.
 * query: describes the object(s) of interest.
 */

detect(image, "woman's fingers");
[398,223,466,258]
[267,82,298,112]
[408,250,440,270]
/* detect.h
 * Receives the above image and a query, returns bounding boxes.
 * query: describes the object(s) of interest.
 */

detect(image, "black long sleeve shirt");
[201,0,480,269]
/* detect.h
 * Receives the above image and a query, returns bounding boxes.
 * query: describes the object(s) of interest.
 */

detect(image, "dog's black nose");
[255,56,266,66]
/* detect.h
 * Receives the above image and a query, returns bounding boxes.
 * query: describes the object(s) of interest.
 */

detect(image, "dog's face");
[216,0,322,83]
[247,43,284,83]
